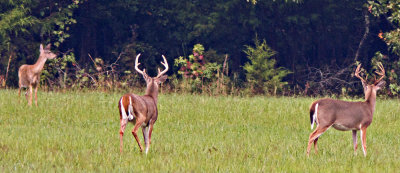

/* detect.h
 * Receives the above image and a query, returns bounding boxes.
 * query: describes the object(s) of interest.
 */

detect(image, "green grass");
[0,89,400,172]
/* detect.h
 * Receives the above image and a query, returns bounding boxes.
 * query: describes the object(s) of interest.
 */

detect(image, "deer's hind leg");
[132,115,146,152]
[307,125,330,156]
[313,137,319,154]
[352,130,358,154]
[119,118,128,153]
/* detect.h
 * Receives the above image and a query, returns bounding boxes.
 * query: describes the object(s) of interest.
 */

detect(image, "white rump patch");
[120,97,128,120]
[128,96,134,120]
[311,103,318,129]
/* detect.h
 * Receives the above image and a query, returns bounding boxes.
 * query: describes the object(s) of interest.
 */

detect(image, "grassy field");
[0,89,399,172]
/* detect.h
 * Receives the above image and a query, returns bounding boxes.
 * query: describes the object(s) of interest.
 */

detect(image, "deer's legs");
[119,118,128,153]
[18,87,22,103]
[352,130,358,154]
[18,87,21,98]
[148,121,155,145]
[360,127,367,157]
[313,137,319,154]
[142,125,150,154]
[28,85,33,106]
[132,116,145,152]
[34,85,38,106]
[307,125,330,156]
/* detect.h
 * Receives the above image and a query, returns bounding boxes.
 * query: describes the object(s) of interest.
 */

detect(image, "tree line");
[0,0,399,96]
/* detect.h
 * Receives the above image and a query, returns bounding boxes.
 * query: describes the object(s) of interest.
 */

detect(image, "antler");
[355,64,367,84]
[156,55,169,77]
[374,62,385,84]
[135,53,147,75]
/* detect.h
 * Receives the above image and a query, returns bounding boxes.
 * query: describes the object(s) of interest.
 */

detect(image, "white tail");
[119,97,128,120]
[311,103,318,129]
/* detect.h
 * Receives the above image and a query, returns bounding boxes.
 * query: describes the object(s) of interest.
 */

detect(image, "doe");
[18,44,57,106]
[307,63,385,157]
[118,53,168,154]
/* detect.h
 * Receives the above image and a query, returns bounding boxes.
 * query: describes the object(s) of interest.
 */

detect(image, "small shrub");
[243,38,291,95]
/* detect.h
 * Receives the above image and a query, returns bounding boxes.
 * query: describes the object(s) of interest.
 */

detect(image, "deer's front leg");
[360,127,367,157]
[132,116,145,152]
[148,121,155,145]
[142,125,150,154]
[144,122,156,154]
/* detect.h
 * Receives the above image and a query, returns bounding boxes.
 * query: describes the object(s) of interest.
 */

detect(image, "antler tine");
[374,62,385,84]
[354,64,367,83]
[134,53,146,75]
[156,55,169,77]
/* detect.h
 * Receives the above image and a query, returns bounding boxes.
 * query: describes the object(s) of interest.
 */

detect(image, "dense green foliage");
[1,90,399,171]
[1,0,400,95]
[244,38,290,94]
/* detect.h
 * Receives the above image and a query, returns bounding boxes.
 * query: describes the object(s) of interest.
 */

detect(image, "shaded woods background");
[1,0,399,96]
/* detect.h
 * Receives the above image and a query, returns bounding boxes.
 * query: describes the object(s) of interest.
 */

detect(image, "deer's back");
[314,98,372,130]
[120,94,158,124]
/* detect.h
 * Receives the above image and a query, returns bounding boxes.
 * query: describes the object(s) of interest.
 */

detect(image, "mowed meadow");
[0,89,400,172]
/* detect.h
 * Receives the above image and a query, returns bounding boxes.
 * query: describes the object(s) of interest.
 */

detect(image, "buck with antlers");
[307,63,385,157]
[18,44,57,106]
[118,53,168,154]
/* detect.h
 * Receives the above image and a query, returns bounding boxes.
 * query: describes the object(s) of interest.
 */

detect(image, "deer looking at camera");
[18,44,57,106]
[307,63,385,157]
[118,53,168,154]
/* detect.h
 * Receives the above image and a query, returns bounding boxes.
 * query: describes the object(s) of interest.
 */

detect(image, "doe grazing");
[118,53,168,154]
[307,63,385,157]
[18,44,57,106]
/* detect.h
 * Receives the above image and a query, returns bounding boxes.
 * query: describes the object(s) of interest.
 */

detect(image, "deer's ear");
[156,75,168,84]
[375,80,386,90]
[40,44,44,52]
[45,44,51,50]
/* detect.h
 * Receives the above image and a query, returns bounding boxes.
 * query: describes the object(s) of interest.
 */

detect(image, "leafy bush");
[174,44,228,94]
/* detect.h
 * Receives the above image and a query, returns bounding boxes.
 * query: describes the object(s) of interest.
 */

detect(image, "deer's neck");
[145,83,159,104]
[32,55,48,74]
[364,90,377,114]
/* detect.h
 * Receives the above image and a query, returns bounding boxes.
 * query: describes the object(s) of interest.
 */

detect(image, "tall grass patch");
[0,89,399,172]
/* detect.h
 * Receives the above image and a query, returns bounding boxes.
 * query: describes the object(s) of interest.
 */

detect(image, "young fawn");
[18,44,57,106]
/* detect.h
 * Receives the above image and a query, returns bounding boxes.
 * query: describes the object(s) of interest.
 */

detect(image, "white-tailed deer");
[18,44,57,106]
[118,53,168,154]
[307,63,385,157]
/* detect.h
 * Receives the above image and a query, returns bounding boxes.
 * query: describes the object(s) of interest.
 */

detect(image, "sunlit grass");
[0,89,399,172]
